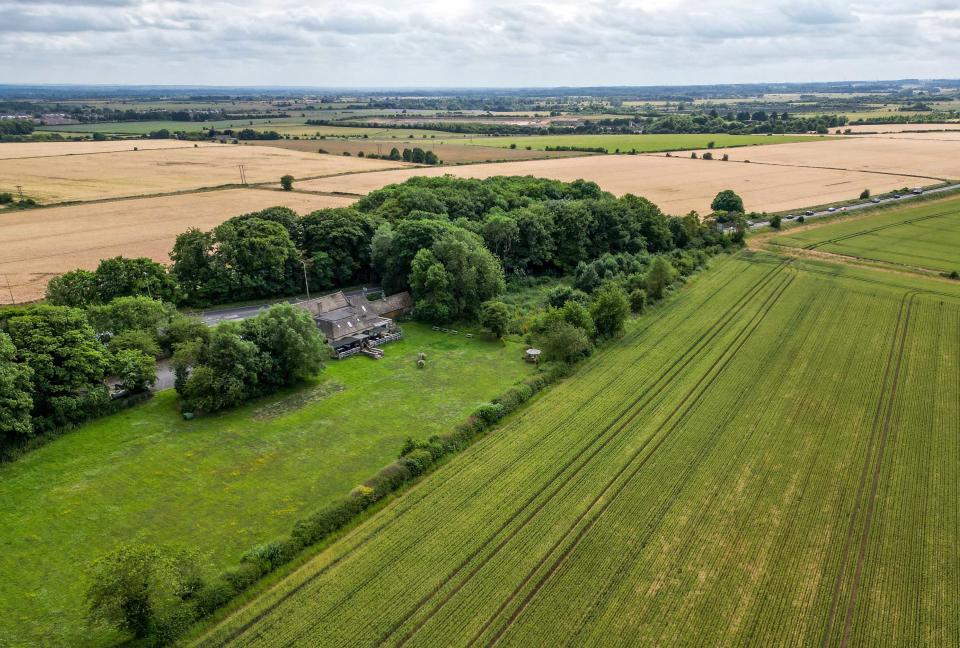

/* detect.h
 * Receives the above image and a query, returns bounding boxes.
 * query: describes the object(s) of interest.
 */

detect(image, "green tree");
[93,257,179,304]
[560,300,595,337]
[108,329,162,358]
[409,249,455,322]
[770,214,782,229]
[240,304,326,388]
[46,269,99,308]
[388,147,401,161]
[480,300,511,339]
[590,283,630,338]
[629,288,648,313]
[539,322,592,363]
[280,174,294,191]
[179,324,262,413]
[480,213,520,264]
[646,256,677,300]
[1,305,109,432]
[210,217,300,300]
[86,543,202,640]
[170,228,215,305]
[87,296,176,340]
[112,349,156,393]
[860,188,871,199]
[710,189,745,214]
[301,208,378,288]
[0,331,33,440]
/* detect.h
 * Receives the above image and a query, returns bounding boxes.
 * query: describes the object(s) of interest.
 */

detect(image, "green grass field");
[36,118,297,135]
[194,254,960,647]
[454,133,821,153]
[0,323,533,647]
[772,194,960,273]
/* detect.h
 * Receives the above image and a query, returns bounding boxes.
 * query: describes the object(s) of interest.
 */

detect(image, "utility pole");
[238,164,247,185]
[301,258,310,300]
[4,274,15,305]
[16,185,23,199]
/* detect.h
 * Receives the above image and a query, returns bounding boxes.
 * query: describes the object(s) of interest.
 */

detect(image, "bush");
[629,288,648,313]
[112,349,156,393]
[400,448,435,477]
[108,329,161,358]
[769,214,782,229]
[474,402,506,425]
[86,543,202,640]
[280,175,294,191]
[0,192,12,204]
[860,188,870,200]
[539,322,592,363]
[590,283,630,338]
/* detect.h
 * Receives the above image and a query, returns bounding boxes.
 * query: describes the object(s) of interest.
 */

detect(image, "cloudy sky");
[1,0,958,87]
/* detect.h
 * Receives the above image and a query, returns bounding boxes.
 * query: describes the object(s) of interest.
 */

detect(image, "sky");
[1,0,959,87]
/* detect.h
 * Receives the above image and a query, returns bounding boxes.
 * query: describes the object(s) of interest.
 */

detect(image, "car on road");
[827,207,837,212]
[894,194,902,199]
[804,210,814,216]
[912,187,923,194]
[871,197,882,203]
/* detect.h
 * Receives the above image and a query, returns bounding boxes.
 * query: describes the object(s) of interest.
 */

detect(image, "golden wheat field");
[0,144,411,203]
[674,136,960,180]
[0,140,221,160]
[842,123,960,134]
[294,154,926,215]
[0,188,354,304]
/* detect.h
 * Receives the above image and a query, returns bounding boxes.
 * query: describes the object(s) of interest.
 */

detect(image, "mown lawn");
[456,133,823,152]
[0,323,532,647]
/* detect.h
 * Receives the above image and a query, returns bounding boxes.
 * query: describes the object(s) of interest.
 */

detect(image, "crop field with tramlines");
[194,252,960,647]
[772,194,960,274]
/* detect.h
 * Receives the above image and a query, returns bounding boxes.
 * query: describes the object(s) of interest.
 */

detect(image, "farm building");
[296,290,412,359]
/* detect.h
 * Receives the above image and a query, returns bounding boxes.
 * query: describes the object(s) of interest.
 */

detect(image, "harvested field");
[195,255,960,648]
[671,137,960,181]
[0,139,219,159]
[295,155,926,215]
[0,188,353,304]
[842,123,960,134]
[0,144,410,203]
[457,133,820,152]
[245,139,588,164]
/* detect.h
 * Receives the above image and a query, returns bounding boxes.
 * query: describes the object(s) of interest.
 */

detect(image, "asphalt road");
[191,286,380,326]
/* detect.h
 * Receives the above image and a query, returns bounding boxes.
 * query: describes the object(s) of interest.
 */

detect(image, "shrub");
[0,192,12,204]
[539,322,592,363]
[702,152,713,160]
[629,288,648,313]
[590,283,630,338]
[474,402,506,425]
[108,329,161,358]
[86,543,202,640]
[860,188,870,200]
[770,214,782,229]
[112,349,156,393]
[400,448,435,477]
[280,174,294,191]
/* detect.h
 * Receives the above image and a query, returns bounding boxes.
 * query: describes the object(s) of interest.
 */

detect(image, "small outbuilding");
[524,348,542,364]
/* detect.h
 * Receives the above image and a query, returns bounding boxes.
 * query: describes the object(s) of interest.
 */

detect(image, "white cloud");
[0,0,957,85]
